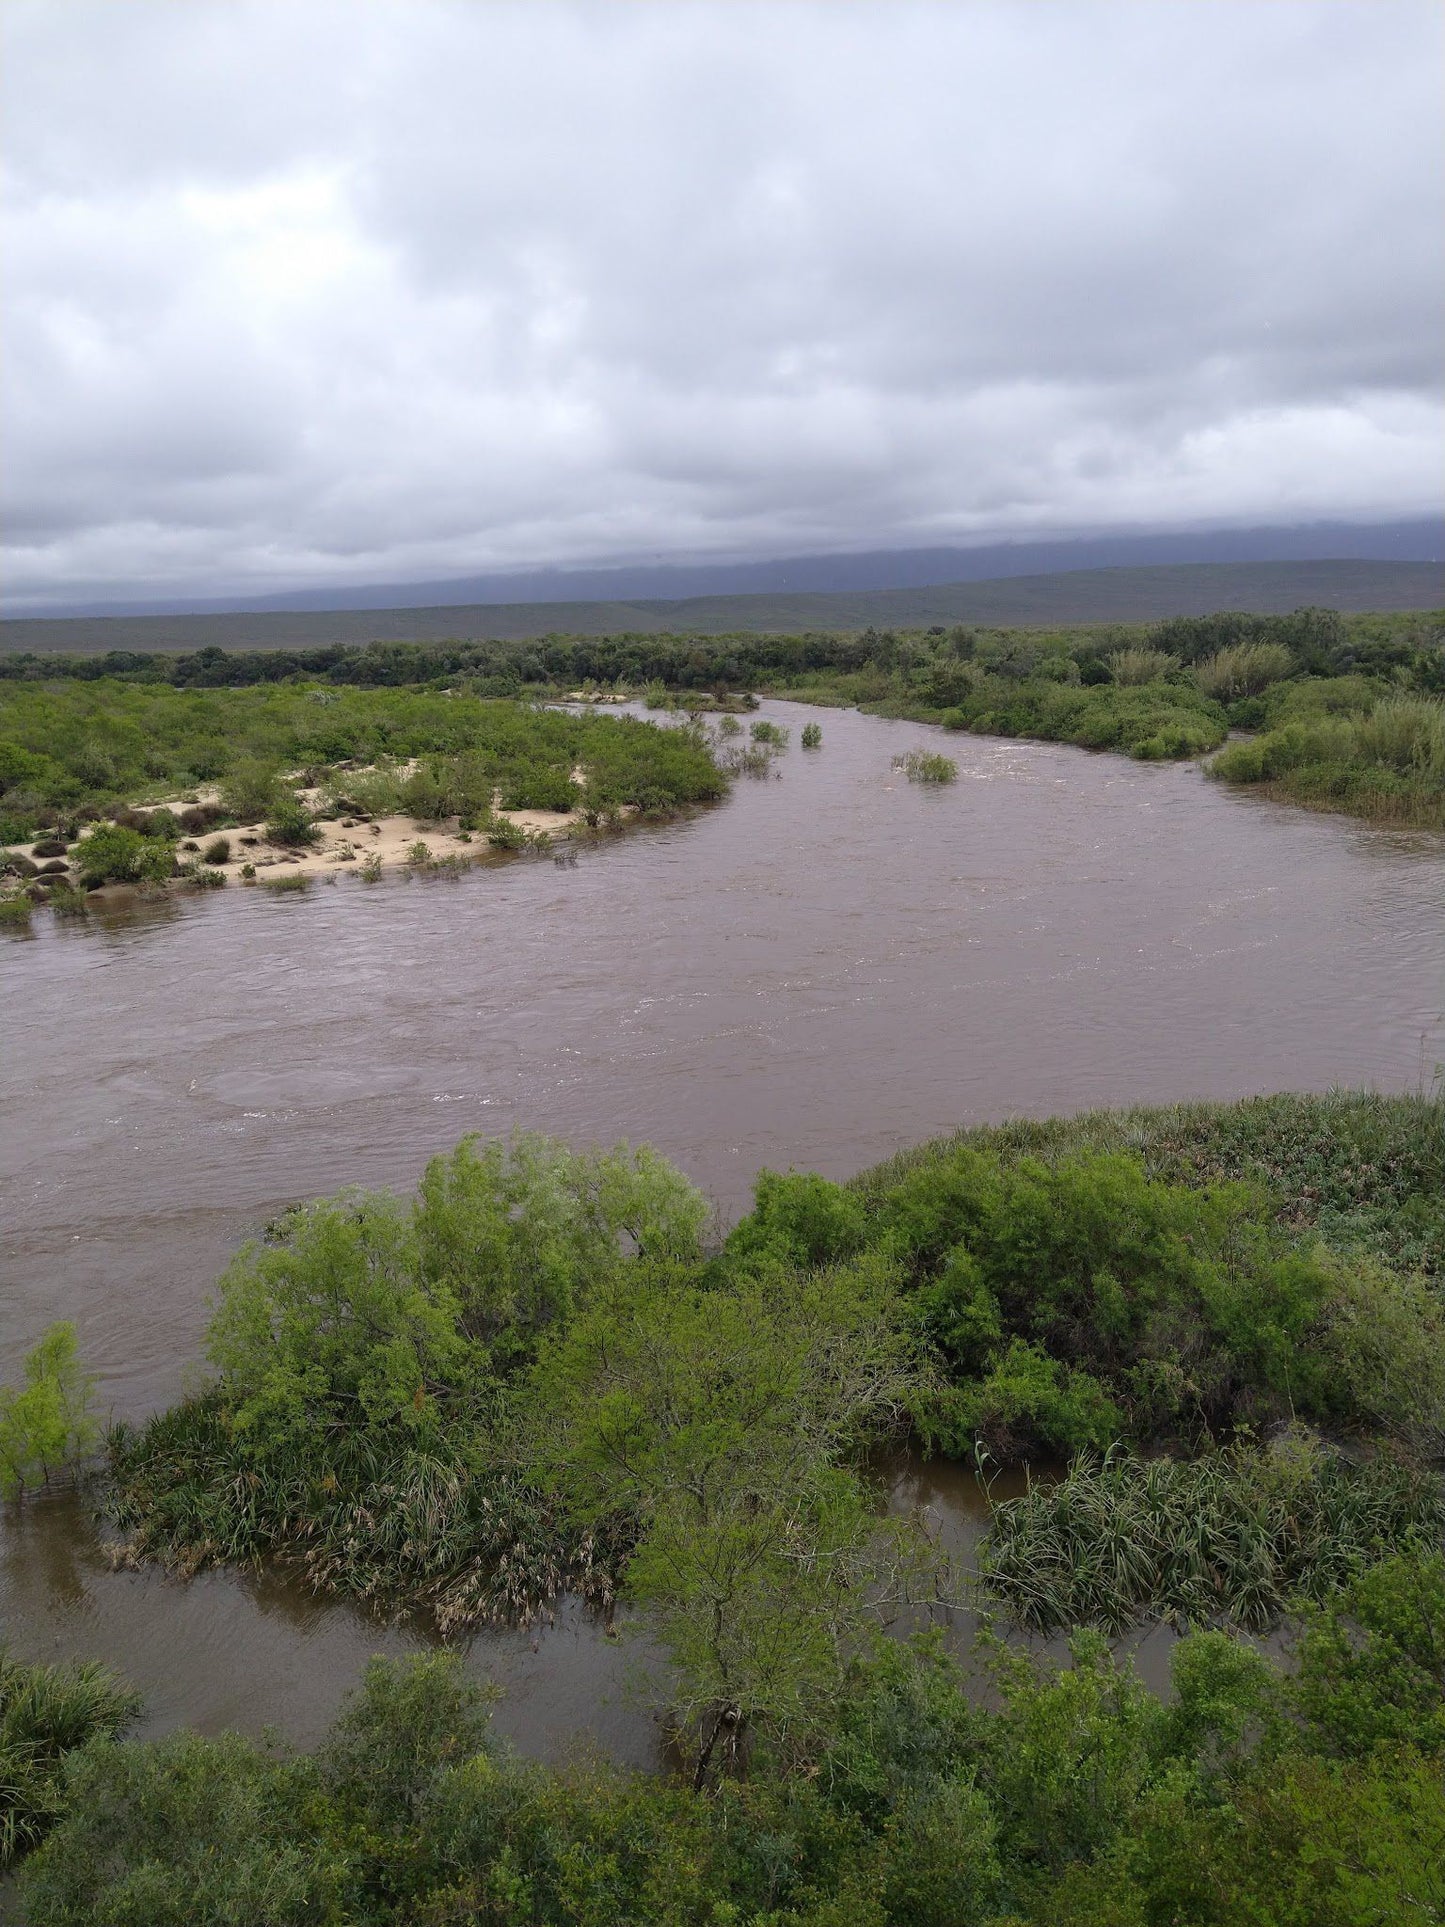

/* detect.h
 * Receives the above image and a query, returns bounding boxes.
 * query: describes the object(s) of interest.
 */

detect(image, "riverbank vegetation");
[9,1088,1443,1918]
[1210,687,1445,826]
[0,1653,139,1870]
[0,684,726,848]
[13,1558,1445,1921]
[7,602,1438,827]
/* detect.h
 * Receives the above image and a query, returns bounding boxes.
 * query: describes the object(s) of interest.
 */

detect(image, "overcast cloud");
[3,0,1442,612]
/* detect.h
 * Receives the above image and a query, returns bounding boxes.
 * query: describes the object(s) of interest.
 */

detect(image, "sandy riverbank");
[3,778,599,901]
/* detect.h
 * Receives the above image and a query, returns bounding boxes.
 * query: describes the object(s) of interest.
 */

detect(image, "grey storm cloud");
[3,0,1442,611]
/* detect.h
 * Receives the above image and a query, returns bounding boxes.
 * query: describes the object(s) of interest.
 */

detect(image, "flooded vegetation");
[2,698,1442,1924]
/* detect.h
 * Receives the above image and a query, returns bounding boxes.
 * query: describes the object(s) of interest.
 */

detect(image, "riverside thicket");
[8,1089,1443,1921]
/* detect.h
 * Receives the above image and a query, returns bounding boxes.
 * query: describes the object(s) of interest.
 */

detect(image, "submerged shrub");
[897,750,958,784]
[0,1323,98,1501]
[801,721,823,748]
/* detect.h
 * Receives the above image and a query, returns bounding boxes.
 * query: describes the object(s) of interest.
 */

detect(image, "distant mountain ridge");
[12,518,1442,620]
[3,559,1442,657]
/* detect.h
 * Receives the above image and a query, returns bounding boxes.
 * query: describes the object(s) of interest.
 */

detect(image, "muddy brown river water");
[1,701,1441,1761]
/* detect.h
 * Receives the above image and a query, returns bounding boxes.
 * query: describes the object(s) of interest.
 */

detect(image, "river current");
[2,701,1441,1759]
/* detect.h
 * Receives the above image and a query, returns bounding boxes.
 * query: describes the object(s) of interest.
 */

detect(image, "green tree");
[0,1324,98,1500]
[529,1253,931,1783]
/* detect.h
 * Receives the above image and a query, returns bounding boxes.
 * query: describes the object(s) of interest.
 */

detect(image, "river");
[2,701,1441,1759]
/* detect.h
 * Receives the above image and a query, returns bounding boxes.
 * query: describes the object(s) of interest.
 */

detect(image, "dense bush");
[74,823,174,887]
[1211,691,1445,826]
[16,1559,1445,1923]
[0,685,724,840]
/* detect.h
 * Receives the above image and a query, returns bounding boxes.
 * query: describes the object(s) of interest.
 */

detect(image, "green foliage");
[1211,691,1445,826]
[0,1323,98,1500]
[529,1251,927,1777]
[205,1191,473,1446]
[263,793,321,847]
[202,835,231,864]
[0,1651,139,1868]
[897,748,957,783]
[17,1556,1445,1924]
[111,1135,708,1628]
[74,823,174,887]
[800,720,823,747]
[982,1435,1444,1632]
[749,719,789,747]
[0,683,724,842]
[18,1729,342,1925]
[1290,1553,1445,1761]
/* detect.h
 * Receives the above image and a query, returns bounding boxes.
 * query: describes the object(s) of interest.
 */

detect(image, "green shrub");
[75,825,173,888]
[218,759,285,822]
[201,836,231,865]
[801,721,823,748]
[487,816,526,849]
[263,795,320,847]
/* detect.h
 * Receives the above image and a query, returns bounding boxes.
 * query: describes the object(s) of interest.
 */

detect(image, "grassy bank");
[1209,686,1445,827]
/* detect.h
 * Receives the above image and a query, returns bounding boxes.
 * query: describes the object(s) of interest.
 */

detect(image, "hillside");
[4,559,1441,657]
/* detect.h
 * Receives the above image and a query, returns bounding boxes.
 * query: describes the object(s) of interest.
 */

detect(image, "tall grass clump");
[0,1652,140,1867]
[1194,641,1295,700]
[1106,647,1177,685]
[983,1434,1444,1633]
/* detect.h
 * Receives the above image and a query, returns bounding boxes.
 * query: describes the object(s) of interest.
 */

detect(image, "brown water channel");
[2,701,1442,1761]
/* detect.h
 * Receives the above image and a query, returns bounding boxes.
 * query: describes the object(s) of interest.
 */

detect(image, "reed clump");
[983,1435,1444,1632]
[0,1652,139,1867]
[896,749,958,783]
[1106,647,1177,685]
[1194,641,1295,699]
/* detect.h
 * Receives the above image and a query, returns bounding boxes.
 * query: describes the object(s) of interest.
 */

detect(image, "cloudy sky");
[4,0,1442,614]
